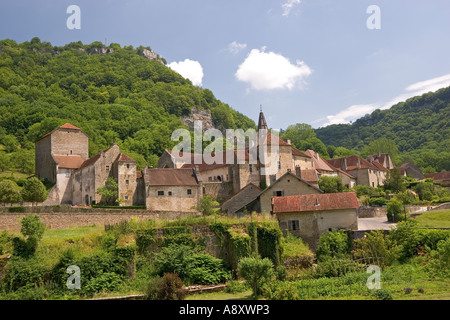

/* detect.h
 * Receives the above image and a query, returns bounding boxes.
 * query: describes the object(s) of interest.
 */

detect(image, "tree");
[193,195,219,216]
[96,177,118,205]
[21,177,48,206]
[12,215,46,258]
[0,179,22,205]
[12,149,35,173]
[0,152,10,171]
[1,135,19,153]
[316,229,351,262]
[318,176,345,193]
[237,257,274,298]
[383,168,406,194]
[386,198,405,222]
[362,138,399,162]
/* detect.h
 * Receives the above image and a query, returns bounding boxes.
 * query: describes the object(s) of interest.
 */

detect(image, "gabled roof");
[116,153,136,163]
[53,154,85,170]
[220,183,262,207]
[272,192,359,213]
[424,171,450,181]
[298,169,319,183]
[78,154,101,170]
[35,123,87,142]
[291,146,310,158]
[304,150,336,172]
[327,155,381,171]
[144,168,199,186]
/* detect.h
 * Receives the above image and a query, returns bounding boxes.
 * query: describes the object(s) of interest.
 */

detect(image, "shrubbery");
[237,257,274,298]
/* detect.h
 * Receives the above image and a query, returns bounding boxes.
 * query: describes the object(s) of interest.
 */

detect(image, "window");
[126,180,129,185]
[126,164,130,169]
[70,150,73,155]
[124,196,129,200]
[168,191,172,196]
[157,191,164,196]
[278,161,281,170]
[274,190,284,197]
[106,165,110,171]
[65,171,70,177]
[249,164,253,173]
[187,189,192,195]
[289,220,299,231]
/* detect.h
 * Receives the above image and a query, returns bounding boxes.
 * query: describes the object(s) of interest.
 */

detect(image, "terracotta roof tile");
[60,123,81,130]
[272,192,359,213]
[116,153,136,163]
[291,147,310,158]
[145,168,199,186]
[298,169,319,183]
[221,183,262,206]
[53,155,85,170]
[327,155,381,171]
[78,154,101,170]
[424,171,450,181]
[304,150,336,172]
[36,123,86,142]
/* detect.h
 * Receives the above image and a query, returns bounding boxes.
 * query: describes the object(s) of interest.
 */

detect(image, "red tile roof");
[116,153,136,163]
[298,169,319,183]
[60,123,81,130]
[53,155,85,169]
[272,192,359,213]
[144,168,199,186]
[424,171,450,182]
[327,155,380,171]
[291,147,310,158]
[304,150,336,172]
[78,154,101,170]
[36,123,86,142]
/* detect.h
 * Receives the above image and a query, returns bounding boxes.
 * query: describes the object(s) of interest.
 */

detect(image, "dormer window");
[315,198,320,206]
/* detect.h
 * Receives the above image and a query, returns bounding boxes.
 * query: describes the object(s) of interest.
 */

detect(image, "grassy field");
[413,209,450,228]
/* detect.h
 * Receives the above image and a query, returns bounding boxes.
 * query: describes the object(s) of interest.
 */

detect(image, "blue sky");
[1,0,450,130]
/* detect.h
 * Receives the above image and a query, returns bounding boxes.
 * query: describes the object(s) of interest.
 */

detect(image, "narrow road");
[357,217,397,230]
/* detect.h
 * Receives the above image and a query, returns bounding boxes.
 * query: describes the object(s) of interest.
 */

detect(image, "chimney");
[341,158,347,171]
[314,152,318,159]
[295,166,301,177]
[285,139,291,145]
[356,157,361,169]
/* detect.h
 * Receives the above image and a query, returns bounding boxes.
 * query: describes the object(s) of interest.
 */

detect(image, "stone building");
[233,171,323,214]
[142,168,201,212]
[273,192,359,250]
[35,123,143,207]
[398,163,424,180]
[327,155,387,187]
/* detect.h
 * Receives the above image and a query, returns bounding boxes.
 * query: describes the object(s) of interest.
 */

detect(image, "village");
[25,109,447,250]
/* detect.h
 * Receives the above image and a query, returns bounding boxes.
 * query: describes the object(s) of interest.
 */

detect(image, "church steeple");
[257,105,268,131]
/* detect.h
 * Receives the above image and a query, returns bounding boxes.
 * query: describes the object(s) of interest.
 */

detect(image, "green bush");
[224,280,249,294]
[386,198,406,222]
[144,273,186,300]
[316,229,351,262]
[8,206,26,213]
[1,257,46,292]
[256,224,283,267]
[83,272,123,295]
[368,197,388,206]
[352,230,402,267]
[153,244,230,285]
[237,257,274,297]
[261,280,300,300]
[373,288,393,300]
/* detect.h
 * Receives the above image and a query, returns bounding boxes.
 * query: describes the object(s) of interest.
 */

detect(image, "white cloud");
[324,104,376,126]
[282,0,301,16]
[235,48,312,90]
[168,59,204,86]
[228,41,247,54]
[321,73,450,127]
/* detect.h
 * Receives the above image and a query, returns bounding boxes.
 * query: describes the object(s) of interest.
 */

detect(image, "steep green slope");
[315,87,450,172]
[0,38,255,170]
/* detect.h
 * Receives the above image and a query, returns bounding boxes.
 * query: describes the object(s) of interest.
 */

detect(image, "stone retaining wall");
[357,206,387,218]
[0,211,201,232]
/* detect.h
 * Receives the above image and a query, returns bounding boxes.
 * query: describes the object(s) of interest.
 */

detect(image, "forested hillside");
[0,38,255,171]
[315,87,450,173]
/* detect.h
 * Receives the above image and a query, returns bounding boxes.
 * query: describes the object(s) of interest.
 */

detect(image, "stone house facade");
[273,192,359,250]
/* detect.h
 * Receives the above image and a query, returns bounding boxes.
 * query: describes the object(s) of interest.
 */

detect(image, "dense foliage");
[315,86,450,172]
[0,38,255,171]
